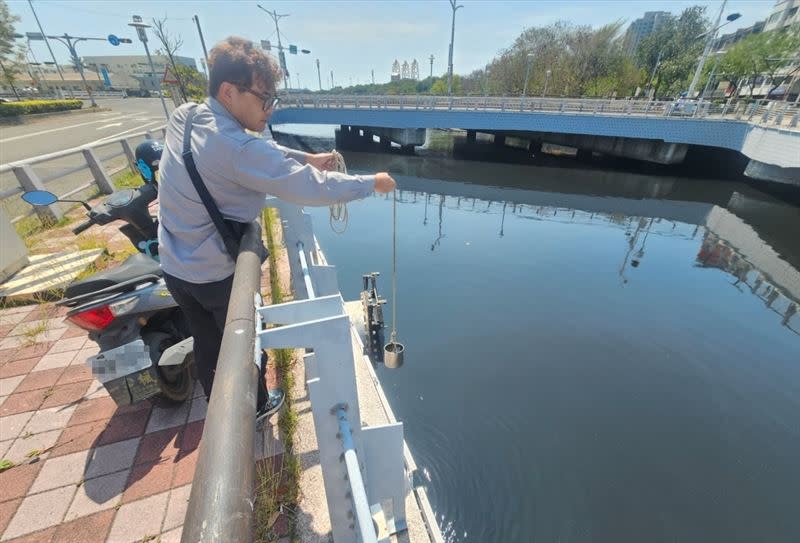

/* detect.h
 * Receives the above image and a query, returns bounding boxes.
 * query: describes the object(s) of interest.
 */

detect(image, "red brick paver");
[0,294,283,542]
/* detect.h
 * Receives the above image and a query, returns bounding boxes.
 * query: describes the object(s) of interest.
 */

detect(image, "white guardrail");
[278,94,800,130]
[0,126,167,224]
[259,199,444,543]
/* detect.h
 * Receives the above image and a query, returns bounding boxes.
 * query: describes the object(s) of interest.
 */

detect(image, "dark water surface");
[300,148,800,543]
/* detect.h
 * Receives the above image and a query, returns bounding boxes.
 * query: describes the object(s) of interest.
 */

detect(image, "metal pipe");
[296,241,316,299]
[182,221,263,543]
[336,406,378,543]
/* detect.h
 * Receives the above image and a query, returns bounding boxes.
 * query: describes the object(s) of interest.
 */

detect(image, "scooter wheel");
[143,332,192,405]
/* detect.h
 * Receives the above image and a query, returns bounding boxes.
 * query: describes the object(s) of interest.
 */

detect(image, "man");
[157,36,396,421]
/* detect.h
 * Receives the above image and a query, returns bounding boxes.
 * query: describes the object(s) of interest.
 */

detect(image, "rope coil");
[329,149,349,234]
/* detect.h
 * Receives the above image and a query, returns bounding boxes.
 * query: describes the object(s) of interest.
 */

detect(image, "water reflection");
[308,152,800,543]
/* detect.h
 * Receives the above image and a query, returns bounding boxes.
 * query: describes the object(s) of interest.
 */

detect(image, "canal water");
[278,127,800,543]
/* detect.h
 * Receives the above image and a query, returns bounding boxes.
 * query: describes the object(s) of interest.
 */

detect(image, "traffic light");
[289,45,297,55]
[261,40,271,51]
[119,38,133,44]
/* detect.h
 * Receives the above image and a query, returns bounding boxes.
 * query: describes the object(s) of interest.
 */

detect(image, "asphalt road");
[0,98,175,164]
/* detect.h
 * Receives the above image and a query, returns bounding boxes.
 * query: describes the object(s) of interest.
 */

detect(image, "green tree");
[0,0,25,99]
[718,25,800,97]
[636,6,710,97]
[173,64,207,102]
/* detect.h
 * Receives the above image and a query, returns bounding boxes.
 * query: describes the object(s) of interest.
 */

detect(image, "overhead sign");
[26,32,44,40]
[289,45,297,54]
[108,34,120,46]
[261,40,271,51]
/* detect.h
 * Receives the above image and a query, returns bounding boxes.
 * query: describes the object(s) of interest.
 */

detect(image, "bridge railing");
[0,126,167,225]
[279,94,799,129]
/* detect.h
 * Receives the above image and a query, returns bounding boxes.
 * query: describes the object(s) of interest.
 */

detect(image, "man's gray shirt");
[157,98,375,283]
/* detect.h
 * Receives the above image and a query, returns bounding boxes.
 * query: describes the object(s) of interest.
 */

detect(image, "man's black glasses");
[238,87,280,111]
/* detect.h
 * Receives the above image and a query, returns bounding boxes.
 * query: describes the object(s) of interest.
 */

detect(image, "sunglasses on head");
[237,86,280,111]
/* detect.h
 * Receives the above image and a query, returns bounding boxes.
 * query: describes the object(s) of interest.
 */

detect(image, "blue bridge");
[271,94,800,185]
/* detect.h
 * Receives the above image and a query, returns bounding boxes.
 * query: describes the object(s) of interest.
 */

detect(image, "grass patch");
[0,459,14,473]
[14,214,74,248]
[18,320,48,346]
[254,207,301,542]
[113,169,144,190]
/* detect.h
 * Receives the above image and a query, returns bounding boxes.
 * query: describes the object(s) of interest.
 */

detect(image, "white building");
[624,11,670,56]
[81,55,197,91]
[764,0,800,31]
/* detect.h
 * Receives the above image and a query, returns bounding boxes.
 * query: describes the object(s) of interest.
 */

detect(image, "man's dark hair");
[208,36,282,97]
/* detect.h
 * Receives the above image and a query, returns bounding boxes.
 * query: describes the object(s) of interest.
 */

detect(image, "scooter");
[21,167,194,406]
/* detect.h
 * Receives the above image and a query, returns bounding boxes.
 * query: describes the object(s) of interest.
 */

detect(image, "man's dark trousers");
[164,272,268,405]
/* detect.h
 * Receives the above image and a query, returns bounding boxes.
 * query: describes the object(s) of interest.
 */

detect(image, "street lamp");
[542,69,552,98]
[522,53,534,97]
[687,1,741,100]
[128,16,170,120]
[446,0,463,96]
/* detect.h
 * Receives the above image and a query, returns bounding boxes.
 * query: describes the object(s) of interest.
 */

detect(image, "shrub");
[0,99,83,117]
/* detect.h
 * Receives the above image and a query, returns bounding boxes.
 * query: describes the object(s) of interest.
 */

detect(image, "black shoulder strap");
[181,104,240,261]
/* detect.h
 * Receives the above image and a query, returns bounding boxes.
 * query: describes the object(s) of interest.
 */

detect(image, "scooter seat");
[66,253,162,299]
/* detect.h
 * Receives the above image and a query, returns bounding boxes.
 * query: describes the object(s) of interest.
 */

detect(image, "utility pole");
[129,16,170,120]
[429,54,434,79]
[331,70,334,89]
[27,0,72,98]
[446,0,463,95]
[371,69,374,85]
[192,15,209,64]
[257,5,290,89]
[297,72,301,90]
[316,59,322,91]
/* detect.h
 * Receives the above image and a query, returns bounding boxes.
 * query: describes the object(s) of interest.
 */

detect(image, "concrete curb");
[0,106,112,126]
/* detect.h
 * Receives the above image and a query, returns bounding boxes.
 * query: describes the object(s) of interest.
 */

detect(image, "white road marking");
[0,112,143,143]
[96,122,124,130]
[88,120,162,146]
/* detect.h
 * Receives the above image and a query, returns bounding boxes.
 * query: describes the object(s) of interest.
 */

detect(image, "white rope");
[390,188,397,344]
[329,149,349,234]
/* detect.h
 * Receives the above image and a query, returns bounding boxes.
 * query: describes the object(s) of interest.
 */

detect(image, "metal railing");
[182,221,264,543]
[0,126,166,224]
[184,198,443,543]
[278,93,800,130]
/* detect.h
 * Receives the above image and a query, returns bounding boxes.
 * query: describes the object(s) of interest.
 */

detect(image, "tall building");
[764,0,800,31]
[715,20,766,51]
[624,11,670,56]
[81,55,197,91]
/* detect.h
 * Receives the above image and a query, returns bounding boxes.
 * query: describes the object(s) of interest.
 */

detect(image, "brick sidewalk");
[0,303,208,542]
[1,302,283,542]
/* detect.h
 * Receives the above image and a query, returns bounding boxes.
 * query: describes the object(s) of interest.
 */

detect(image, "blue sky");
[8,0,774,88]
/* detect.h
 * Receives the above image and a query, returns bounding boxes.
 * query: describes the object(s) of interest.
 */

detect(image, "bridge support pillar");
[494,133,506,147]
[744,159,800,187]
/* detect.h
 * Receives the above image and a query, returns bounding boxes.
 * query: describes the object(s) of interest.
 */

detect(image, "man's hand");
[307,152,336,171]
[374,172,396,193]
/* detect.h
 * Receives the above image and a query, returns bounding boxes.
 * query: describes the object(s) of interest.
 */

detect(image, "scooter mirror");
[21,190,58,206]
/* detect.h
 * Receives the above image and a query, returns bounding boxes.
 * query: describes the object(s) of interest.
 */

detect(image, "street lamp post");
[522,53,534,97]
[687,1,741,100]
[542,69,552,98]
[27,0,71,98]
[192,15,209,64]
[316,59,322,91]
[446,0,463,96]
[129,16,170,120]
